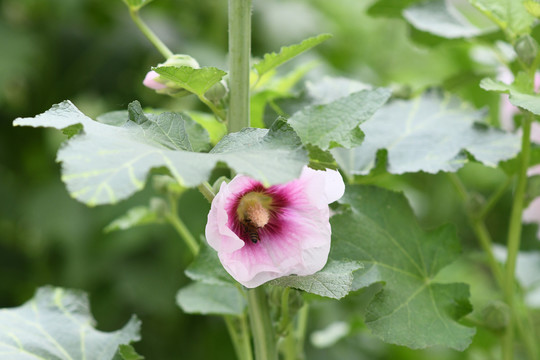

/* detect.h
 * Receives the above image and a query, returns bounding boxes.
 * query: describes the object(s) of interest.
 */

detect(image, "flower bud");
[514,35,539,67]
[204,80,228,103]
[142,54,200,97]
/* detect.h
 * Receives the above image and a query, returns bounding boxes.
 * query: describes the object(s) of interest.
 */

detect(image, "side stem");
[129,9,173,59]
[228,0,252,132]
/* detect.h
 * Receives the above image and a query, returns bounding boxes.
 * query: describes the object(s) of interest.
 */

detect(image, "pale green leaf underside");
[470,0,534,38]
[270,260,363,299]
[403,0,494,38]
[104,205,162,232]
[332,186,475,350]
[0,286,140,360]
[480,77,540,115]
[332,92,520,175]
[176,283,245,316]
[288,88,392,150]
[253,34,332,77]
[153,66,227,96]
[13,101,307,206]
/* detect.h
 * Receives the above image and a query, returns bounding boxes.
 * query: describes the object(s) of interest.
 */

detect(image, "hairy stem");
[228,0,252,132]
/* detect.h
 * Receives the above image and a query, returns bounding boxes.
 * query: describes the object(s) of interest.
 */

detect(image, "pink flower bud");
[143,70,167,90]
[205,167,345,288]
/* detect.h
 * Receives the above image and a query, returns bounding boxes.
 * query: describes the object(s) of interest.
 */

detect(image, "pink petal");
[143,70,167,90]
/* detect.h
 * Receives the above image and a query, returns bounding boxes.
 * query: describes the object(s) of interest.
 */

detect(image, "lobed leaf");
[288,88,391,150]
[0,286,140,360]
[253,34,332,78]
[13,101,308,206]
[332,185,475,350]
[270,260,363,299]
[480,77,540,115]
[153,66,227,97]
[332,92,521,176]
[470,0,534,39]
[403,0,494,38]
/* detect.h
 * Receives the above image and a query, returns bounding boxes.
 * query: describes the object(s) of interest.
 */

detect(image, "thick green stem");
[228,0,252,133]
[503,113,532,360]
[247,287,277,360]
[129,9,173,59]
[295,304,309,360]
[197,182,216,203]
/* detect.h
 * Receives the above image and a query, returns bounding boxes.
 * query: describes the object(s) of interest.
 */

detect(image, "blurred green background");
[1,0,534,358]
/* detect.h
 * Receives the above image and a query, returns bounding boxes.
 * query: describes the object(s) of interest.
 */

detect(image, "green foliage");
[469,0,535,39]
[176,282,245,315]
[253,34,332,79]
[270,260,363,299]
[332,185,475,350]
[113,345,145,360]
[13,101,308,205]
[0,286,140,359]
[104,198,167,232]
[481,77,540,114]
[185,242,235,285]
[122,0,154,11]
[332,92,520,176]
[153,66,227,97]
[288,88,391,150]
[524,0,540,17]
[403,0,493,38]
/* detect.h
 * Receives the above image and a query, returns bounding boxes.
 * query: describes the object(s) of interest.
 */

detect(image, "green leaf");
[113,345,145,360]
[480,77,540,114]
[526,175,540,206]
[122,0,154,11]
[288,88,391,150]
[470,0,534,39]
[13,101,307,205]
[403,0,495,38]
[332,92,520,176]
[153,66,227,97]
[305,77,372,105]
[253,34,332,78]
[270,260,363,299]
[104,198,166,232]
[307,144,339,171]
[0,286,141,359]
[368,0,422,17]
[185,110,227,145]
[176,282,245,316]
[525,0,540,17]
[96,110,129,126]
[185,241,235,285]
[332,186,475,350]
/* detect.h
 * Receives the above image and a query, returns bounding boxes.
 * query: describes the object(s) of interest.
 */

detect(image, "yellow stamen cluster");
[237,192,273,228]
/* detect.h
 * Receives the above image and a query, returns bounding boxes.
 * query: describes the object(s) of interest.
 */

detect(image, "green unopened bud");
[153,175,185,196]
[481,300,510,332]
[514,35,539,67]
[204,80,228,103]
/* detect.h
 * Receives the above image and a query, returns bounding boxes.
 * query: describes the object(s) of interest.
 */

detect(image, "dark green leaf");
[270,260,363,299]
[13,102,307,205]
[122,0,154,11]
[185,241,235,285]
[288,88,391,150]
[332,185,475,350]
[0,286,141,360]
[153,66,227,97]
[332,92,520,175]
[307,144,339,171]
[176,282,245,316]
[253,34,332,78]
[113,345,145,360]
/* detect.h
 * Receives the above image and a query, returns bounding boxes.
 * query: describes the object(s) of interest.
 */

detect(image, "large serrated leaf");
[403,0,495,38]
[13,101,308,206]
[153,66,227,96]
[470,0,534,39]
[332,92,520,175]
[332,186,475,350]
[253,34,332,78]
[288,88,391,150]
[270,260,363,299]
[0,286,140,360]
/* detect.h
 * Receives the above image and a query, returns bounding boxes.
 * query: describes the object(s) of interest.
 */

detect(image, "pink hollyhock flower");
[143,70,167,90]
[205,167,345,288]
